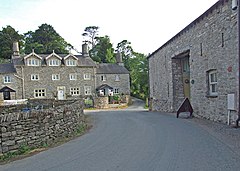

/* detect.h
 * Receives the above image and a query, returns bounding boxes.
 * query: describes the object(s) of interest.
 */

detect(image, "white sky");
[0,0,218,55]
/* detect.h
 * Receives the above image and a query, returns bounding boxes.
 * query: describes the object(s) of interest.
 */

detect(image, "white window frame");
[101,75,106,81]
[52,74,60,80]
[66,59,76,66]
[27,58,40,66]
[34,89,46,98]
[208,70,218,96]
[48,59,60,66]
[84,86,91,95]
[114,88,119,94]
[84,73,91,80]
[4,75,11,83]
[70,87,80,96]
[31,74,39,81]
[115,75,120,81]
[69,73,77,80]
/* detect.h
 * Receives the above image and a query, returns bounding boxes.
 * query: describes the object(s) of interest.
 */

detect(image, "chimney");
[82,43,89,57]
[116,52,124,66]
[13,41,20,56]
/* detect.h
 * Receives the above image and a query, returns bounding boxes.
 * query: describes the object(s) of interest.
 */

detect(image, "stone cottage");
[148,0,239,124]
[0,42,130,101]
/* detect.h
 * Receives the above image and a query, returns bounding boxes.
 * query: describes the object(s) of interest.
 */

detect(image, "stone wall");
[0,99,85,155]
[148,0,238,124]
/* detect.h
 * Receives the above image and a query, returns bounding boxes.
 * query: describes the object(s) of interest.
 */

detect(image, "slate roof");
[96,84,113,91]
[96,63,129,74]
[12,54,96,67]
[0,63,16,74]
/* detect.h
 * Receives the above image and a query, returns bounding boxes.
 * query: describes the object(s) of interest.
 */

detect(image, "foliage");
[0,25,23,61]
[90,36,115,63]
[115,40,133,70]
[128,52,149,100]
[24,24,73,54]
[82,26,99,48]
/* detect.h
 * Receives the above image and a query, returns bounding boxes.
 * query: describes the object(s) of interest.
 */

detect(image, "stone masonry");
[0,99,85,155]
[148,0,239,124]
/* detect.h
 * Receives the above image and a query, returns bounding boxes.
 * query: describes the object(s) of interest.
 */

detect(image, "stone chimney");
[13,41,20,56]
[116,52,124,66]
[82,43,89,57]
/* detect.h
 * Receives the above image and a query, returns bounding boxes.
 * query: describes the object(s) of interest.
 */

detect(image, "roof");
[96,84,113,91]
[96,63,129,74]
[0,63,16,74]
[12,54,96,67]
[148,0,226,59]
[0,86,16,92]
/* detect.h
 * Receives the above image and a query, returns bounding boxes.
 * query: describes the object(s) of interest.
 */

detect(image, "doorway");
[3,91,11,100]
[181,57,190,99]
[57,86,65,100]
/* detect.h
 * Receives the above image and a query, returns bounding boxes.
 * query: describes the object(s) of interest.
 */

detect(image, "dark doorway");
[0,86,16,100]
[3,91,11,100]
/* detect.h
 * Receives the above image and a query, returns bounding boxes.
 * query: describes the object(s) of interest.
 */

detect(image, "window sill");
[206,95,218,98]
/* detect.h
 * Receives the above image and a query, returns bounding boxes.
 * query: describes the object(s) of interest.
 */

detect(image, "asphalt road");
[1,98,240,171]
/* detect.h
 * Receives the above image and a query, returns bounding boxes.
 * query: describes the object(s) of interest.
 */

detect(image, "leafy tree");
[0,25,23,62]
[90,36,115,63]
[128,52,149,100]
[82,26,99,48]
[115,40,133,70]
[24,23,73,54]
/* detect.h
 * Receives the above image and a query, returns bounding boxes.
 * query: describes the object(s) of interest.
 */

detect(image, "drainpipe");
[14,66,25,99]
[235,0,240,127]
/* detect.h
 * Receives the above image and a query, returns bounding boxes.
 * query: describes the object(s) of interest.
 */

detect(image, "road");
[1,98,240,171]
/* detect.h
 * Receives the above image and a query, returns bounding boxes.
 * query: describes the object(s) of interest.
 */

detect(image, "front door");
[3,91,11,100]
[57,86,65,100]
[181,57,190,99]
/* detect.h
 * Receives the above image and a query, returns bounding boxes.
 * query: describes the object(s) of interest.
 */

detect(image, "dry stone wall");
[0,99,85,155]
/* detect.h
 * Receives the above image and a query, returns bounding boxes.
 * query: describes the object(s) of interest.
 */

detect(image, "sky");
[0,0,219,55]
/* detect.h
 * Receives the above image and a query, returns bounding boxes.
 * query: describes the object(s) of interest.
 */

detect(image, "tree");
[24,23,73,54]
[90,36,115,63]
[128,52,149,100]
[82,26,99,49]
[115,40,133,70]
[0,25,23,62]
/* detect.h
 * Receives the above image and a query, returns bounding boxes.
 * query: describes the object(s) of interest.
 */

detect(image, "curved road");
[1,98,240,171]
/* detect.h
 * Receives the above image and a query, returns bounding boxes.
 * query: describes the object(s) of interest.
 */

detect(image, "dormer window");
[66,58,76,66]
[27,58,40,66]
[24,50,42,66]
[48,59,60,66]
[64,54,78,66]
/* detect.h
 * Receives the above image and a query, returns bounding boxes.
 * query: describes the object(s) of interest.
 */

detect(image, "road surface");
[1,98,240,171]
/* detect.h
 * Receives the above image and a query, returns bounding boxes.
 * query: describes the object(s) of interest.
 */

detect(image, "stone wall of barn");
[148,0,239,123]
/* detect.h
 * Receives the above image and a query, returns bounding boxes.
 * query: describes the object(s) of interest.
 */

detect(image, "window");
[27,58,40,66]
[34,89,46,98]
[114,88,119,94]
[4,75,11,83]
[70,87,80,96]
[115,75,120,81]
[52,74,60,80]
[208,70,218,96]
[49,59,60,66]
[66,59,76,66]
[69,73,77,80]
[101,75,106,81]
[84,86,91,95]
[84,73,91,80]
[31,74,39,80]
